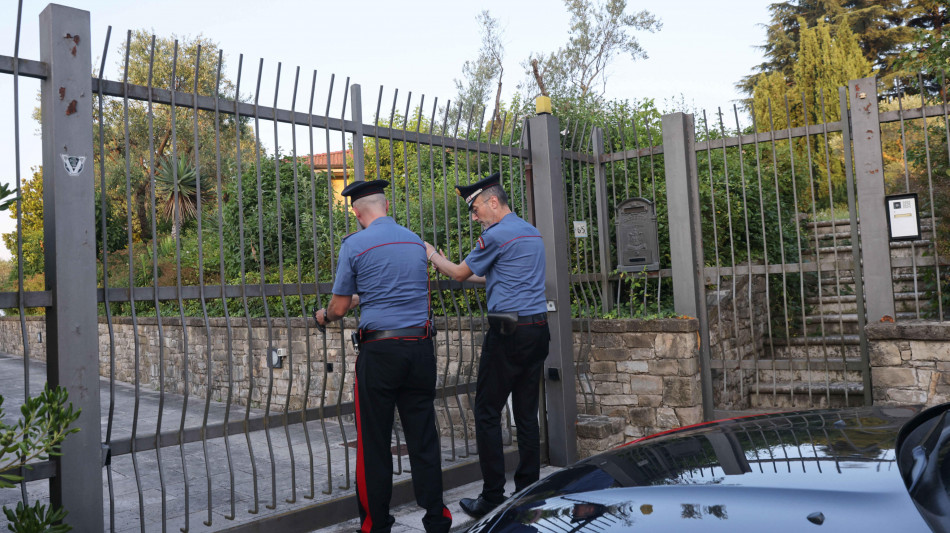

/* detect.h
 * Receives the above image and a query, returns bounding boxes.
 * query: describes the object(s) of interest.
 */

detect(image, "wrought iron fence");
[1,5,557,532]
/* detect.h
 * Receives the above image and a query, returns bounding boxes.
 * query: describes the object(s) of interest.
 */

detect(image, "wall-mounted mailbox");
[616,198,660,272]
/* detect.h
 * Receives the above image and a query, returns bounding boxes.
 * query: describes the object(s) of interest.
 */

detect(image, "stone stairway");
[749,217,936,409]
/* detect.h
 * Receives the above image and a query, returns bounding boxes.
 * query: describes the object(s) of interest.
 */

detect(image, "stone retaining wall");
[572,318,702,458]
[868,322,950,406]
[0,315,704,459]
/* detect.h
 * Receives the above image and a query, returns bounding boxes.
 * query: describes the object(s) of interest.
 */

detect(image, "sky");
[0,0,773,259]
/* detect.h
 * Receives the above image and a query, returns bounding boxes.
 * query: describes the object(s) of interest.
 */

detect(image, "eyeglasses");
[470,197,491,217]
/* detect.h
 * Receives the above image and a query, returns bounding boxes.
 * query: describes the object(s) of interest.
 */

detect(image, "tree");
[752,18,872,204]
[95,31,255,243]
[0,183,17,212]
[1,167,44,279]
[741,1,923,95]
[153,155,214,239]
[454,11,506,127]
[1,385,81,532]
[525,0,661,99]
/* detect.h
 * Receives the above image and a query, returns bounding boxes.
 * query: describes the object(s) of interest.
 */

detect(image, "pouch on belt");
[487,312,519,336]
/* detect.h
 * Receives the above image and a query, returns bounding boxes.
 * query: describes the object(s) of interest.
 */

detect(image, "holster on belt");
[487,312,519,336]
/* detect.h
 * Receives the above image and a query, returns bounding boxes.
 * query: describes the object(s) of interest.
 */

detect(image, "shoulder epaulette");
[341,231,356,243]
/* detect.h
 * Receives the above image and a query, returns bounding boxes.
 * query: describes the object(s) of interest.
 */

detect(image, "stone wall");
[868,322,950,406]
[1,315,705,459]
[0,316,484,422]
[572,318,703,458]
[705,273,770,409]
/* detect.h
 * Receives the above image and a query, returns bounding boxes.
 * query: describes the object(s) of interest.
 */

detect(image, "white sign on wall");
[885,193,921,241]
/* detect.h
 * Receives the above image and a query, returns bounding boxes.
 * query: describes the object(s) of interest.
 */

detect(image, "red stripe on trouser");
[443,506,452,520]
[354,375,373,533]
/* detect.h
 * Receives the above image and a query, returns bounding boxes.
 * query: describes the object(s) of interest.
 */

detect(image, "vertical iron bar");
[309,70,333,496]
[120,30,146,532]
[896,88,922,318]
[235,54,261,516]
[192,44,215,528]
[278,65,301,505]
[782,96,811,404]
[717,108,741,401]
[168,41,196,532]
[749,109,776,405]
[592,127,613,312]
[766,100,792,407]
[452,103,473,458]
[437,101,459,461]
[701,111,726,398]
[257,59,278,511]
[95,32,115,532]
[733,105,758,407]
[142,34,170,531]
[331,75,352,491]
[818,89,849,405]
[291,65,316,503]
[798,94,831,404]
[211,48,237,520]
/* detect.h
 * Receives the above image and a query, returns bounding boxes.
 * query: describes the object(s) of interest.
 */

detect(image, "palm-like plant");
[153,155,213,238]
[0,182,18,212]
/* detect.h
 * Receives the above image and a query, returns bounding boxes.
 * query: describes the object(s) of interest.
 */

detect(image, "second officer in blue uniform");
[316,179,451,533]
[424,172,550,518]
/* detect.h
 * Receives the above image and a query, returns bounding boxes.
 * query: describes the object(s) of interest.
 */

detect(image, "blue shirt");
[331,216,429,330]
[464,212,547,314]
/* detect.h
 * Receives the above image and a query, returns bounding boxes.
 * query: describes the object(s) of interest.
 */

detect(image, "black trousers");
[473,321,550,503]
[354,337,451,533]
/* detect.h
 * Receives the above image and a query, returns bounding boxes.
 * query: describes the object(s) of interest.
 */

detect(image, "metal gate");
[0,4,582,532]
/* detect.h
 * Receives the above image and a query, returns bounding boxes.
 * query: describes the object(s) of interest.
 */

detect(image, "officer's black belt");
[359,327,430,343]
[518,312,547,324]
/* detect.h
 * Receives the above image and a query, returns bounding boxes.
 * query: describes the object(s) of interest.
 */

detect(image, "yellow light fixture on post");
[536,95,552,115]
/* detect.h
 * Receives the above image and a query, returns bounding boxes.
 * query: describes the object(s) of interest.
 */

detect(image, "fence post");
[349,83,365,181]
[839,86,874,406]
[847,76,895,323]
[661,112,714,421]
[39,4,103,531]
[591,127,613,313]
[528,112,577,466]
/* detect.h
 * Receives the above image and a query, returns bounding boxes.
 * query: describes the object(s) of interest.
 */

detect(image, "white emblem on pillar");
[61,154,85,176]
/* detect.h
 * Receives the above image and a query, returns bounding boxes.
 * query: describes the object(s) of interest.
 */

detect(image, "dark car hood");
[469,406,934,532]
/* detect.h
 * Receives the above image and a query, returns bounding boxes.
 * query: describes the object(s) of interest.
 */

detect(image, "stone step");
[802,312,919,335]
[710,357,862,372]
[764,341,861,362]
[753,360,864,389]
[806,291,927,306]
[802,238,933,257]
[767,334,860,347]
[803,214,933,232]
[748,381,866,409]
[811,224,934,242]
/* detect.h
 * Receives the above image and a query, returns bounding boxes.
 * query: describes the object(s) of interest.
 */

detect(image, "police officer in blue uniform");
[316,179,451,533]
[424,172,549,518]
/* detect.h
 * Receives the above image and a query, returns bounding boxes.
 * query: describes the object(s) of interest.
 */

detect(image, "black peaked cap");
[456,172,500,209]
[341,179,389,201]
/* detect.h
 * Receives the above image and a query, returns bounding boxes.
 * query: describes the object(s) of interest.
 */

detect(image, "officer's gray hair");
[481,185,508,207]
[352,192,387,213]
